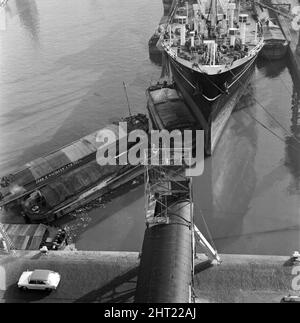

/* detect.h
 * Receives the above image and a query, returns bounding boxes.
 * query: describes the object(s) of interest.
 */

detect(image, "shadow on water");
[15,0,40,45]
[194,80,258,251]
[256,56,287,78]
[54,178,144,244]
[149,52,163,67]
[285,87,300,195]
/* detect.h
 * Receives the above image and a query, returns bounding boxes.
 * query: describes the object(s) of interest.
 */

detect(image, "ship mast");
[211,0,217,28]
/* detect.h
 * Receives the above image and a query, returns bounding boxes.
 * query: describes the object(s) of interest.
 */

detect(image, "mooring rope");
[229,68,300,146]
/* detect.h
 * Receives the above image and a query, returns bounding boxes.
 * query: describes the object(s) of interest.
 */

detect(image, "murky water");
[0,0,299,255]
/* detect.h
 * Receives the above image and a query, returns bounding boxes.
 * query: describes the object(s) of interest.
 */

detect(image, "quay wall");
[0,251,296,303]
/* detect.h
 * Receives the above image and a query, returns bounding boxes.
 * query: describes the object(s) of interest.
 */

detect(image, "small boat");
[146,81,201,157]
[253,1,288,59]
[149,31,161,54]
[261,25,288,60]
[149,25,165,55]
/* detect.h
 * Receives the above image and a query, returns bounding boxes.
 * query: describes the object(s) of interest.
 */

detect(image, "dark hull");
[260,42,288,60]
[148,34,161,55]
[169,56,257,154]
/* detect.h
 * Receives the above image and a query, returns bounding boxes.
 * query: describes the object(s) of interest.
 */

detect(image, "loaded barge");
[253,0,288,59]
[0,114,148,223]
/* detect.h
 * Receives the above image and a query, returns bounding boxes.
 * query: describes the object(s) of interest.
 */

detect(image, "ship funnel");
[239,14,248,45]
[229,28,238,47]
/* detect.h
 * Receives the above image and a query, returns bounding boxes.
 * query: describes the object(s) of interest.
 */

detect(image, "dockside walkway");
[0,251,296,303]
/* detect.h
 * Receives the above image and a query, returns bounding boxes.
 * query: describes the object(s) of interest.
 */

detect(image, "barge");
[254,0,288,59]
[147,82,198,132]
[146,81,201,150]
[0,114,148,223]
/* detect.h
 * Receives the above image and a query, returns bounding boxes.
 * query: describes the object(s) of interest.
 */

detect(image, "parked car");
[18,269,61,291]
[281,295,300,303]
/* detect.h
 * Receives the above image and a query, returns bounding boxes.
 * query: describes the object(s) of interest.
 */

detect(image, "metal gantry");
[144,147,193,228]
[141,147,220,303]
[144,146,220,262]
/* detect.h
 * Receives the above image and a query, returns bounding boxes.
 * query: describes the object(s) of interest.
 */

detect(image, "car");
[17,269,61,291]
[280,295,300,303]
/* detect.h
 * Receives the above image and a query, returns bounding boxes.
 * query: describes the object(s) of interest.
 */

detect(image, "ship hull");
[169,55,257,155]
[260,41,288,60]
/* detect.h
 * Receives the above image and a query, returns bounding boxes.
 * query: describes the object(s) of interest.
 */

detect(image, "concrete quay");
[0,251,298,303]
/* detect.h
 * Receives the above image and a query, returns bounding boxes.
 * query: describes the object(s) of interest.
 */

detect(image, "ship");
[0,114,148,223]
[160,0,264,154]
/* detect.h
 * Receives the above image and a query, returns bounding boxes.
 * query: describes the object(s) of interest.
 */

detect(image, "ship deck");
[165,3,261,66]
